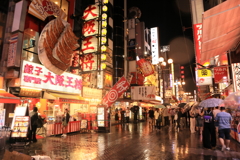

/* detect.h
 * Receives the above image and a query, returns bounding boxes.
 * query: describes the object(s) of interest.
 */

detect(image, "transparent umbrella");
[199,98,223,108]
[224,91,240,109]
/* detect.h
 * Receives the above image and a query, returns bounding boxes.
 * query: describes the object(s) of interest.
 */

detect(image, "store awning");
[0,89,20,103]
[46,92,84,100]
[201,0,240,62]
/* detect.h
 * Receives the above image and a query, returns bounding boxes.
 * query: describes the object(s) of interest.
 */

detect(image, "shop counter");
[45,121,81,136]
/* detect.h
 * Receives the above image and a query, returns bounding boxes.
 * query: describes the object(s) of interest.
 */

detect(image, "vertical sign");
[7,34,18,67]
[193,23,202,66]
[150,27,159,65]
[232,63,240,92]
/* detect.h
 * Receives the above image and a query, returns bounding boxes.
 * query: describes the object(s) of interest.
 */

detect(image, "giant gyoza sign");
[20,60,82,94]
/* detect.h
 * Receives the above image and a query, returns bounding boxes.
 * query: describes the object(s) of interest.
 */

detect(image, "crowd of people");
[147,105,232,151]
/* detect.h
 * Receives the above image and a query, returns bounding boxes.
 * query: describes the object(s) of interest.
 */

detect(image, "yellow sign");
[198,69,212,77]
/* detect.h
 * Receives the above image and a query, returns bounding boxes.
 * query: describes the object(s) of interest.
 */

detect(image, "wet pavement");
[1,121,240,160]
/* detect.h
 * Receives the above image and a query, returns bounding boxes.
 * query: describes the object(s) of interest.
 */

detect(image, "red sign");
[136,59,154,77]
[193,23,202,66]
[81,36,98,54]
[82,20,98,37]
[82,5,99,21]
[130,72,144,85]
[214,66,228,83]
[102,76,131,107]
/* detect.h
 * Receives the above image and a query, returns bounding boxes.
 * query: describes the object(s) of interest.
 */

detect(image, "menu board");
[97,107,105,127]
[11,116,29,138]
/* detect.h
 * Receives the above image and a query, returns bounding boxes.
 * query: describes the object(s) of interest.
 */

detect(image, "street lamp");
[158,57,173,103]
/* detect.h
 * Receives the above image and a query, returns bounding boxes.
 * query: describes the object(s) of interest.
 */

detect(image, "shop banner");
[136,59,154,77]
[80,53,98,71]
[193,23,202,66]
[214,66,228,83]
[28,0,67,21]
[197,69,212,86]
[102,76,132,107]
[131,86,156,100]
[232,63,240,92]
[7,34,18,67]
[20,60,82,94]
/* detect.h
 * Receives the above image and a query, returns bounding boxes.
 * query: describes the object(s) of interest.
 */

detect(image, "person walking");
[213,106,221,132]
[201,107,216,149]
[148,107,155,126]
[154,108,161,130]
[61,108,70,137]
[215,107,232,151]
[196,108,204,135]
[125,107,130,124]
[163,108,169,126]
[27,107,39,145]
[176,108,183,131]
[189,107,197,133]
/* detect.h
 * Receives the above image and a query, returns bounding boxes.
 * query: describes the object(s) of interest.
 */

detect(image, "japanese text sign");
[150,27,159,65]
[137,59,154,77]
[232,63,240,91]
[131,86,156,100]
[197,69,212,86]
[20,60,82,94]
[80,53,98,71]
[82,19,99,37]
[82,5,99,21]
[81,36,98,54]
[102,76,131,107]
[28,0,67,21]
[193,23,202,65]
[213,66,228,83]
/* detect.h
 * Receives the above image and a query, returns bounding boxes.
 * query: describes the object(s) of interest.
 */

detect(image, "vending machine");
[97,104,110,132]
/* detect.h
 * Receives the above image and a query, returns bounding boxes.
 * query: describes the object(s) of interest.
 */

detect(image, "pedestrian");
[201,107,216,149]
[132,105,139,123]
[148,107,155,126]
[120,108,125,123]
[215,107,232,151]
[125,107,130,124]
[176,108,183,131]
[169,108,175,125]
[27,106,39,145]
[189,106,197,133]
[181,108,187,128]
[115,109,119,122]
[163,107,169,126]
[61,108,70,137]
[196,108,204,135]
[213,106,221,132]
[154,108,161,130]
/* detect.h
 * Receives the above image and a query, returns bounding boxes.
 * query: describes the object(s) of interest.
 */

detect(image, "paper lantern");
[102,13,107,20]
[102,5,108,12]
[101,63,107,69]
[101,45,107,52]
[102,29,107,36]
[101,54,107,61]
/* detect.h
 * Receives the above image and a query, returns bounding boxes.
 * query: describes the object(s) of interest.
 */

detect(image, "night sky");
[127,0,197,93]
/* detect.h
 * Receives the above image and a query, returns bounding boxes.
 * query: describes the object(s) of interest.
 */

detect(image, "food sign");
[137,59,154,77]
[213,66,228,83]
[20,60,82,94]
[232,63,240,91]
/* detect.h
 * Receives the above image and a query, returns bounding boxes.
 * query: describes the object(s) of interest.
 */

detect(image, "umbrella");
[154,105,165,108]
[178,103,186,108]
[199,98,223,108]
[224,91,240,108]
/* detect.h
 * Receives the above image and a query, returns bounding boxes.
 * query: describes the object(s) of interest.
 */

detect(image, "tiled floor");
[1,122,240,160]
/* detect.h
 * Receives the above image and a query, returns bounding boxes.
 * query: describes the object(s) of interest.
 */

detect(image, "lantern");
[101,63,107,70]
[101,54,107,61]
[102,5,108,12]
[102,29,107,36]
[101,45,107,52]
[102,21,107,28]
[102,13,107,20]
[101,37,107,44]
[103,0,108,4]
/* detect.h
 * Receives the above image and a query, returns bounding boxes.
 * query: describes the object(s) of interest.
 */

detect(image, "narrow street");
[1,121,240,160]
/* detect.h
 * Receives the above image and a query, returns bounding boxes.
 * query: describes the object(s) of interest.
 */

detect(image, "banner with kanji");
[102,76,132,107]
[213,66,228,83]
[136,59,154,77]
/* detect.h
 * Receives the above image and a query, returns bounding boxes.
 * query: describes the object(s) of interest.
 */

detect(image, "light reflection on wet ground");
[1,122,240,160]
